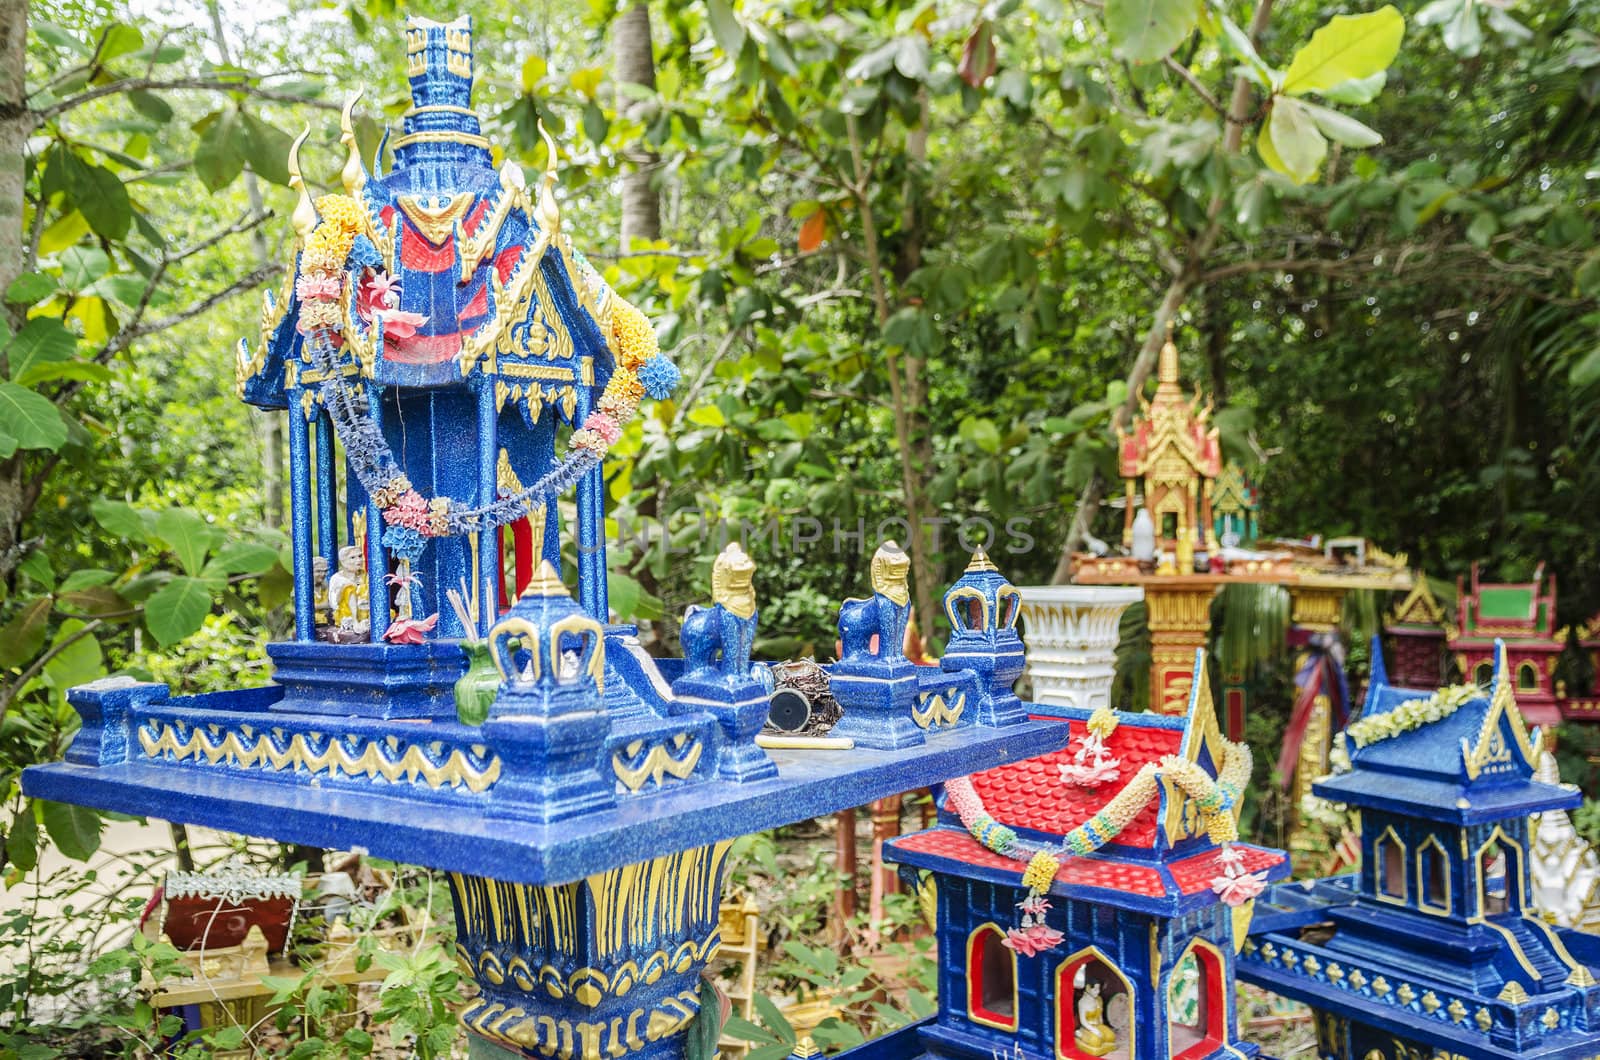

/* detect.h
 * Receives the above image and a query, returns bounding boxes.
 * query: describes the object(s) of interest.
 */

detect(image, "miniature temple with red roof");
[875,652,1289,1060]
[1115,326,1222,572]
[1451,563,1600,724]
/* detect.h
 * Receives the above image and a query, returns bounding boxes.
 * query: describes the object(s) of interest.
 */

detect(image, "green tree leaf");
[1570,346,1600,388]
[90,497,150,541]
[128,89,174,123]
[0,383,68,451]
[6,271,58,305]
[153,508,215,576]
[193,108,246,192]
[1318,71,1387,105]
[40,800,102,862]
[0,596,52,668]
[59,245,110,291]
[208,538,280,576]
[1105,0,1201,63]
[240,112,293,186]
[1261,97,1327,184]
[70,163,133,241]
[1282,6,1405,97]
[97,23,145,61]
[6,801,40,873]
[1299,99,1383,147]
[144,575,213,646]
[6,318,78,384]
[706,0,746,58]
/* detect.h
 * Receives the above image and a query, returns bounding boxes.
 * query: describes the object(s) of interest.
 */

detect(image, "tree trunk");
[1051,0,1275,581]
[0,0,30,584]
[206,0,284,529]
[614,2,660,250]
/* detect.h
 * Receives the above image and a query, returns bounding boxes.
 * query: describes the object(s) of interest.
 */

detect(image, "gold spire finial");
[535,119,562,239]
[965,546,998,573]
[1158,319,1180,384]
[288,124,317,242]
[521,559,569,599]
[340,88,367,196]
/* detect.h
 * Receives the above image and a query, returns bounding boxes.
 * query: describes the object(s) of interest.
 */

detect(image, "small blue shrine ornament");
[482,561,614,824]
[830,541,926,751]
[940,547,1028,727]
[670,543,777,782]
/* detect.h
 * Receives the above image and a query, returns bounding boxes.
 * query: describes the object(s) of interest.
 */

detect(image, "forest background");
[0,0,1597,1052]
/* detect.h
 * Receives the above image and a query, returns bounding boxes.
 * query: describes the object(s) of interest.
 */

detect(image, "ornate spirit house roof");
[891,655,1289,916]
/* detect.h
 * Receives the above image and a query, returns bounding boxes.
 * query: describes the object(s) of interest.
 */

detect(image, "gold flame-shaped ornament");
[339,89,368,196]
[287,125,318,243]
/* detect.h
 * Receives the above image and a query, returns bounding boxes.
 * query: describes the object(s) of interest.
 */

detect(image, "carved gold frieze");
[611,734,703,792]
[397,192,475,246]
[912,691,966,730]
[461,988,701,1060]
[137,719,501,792]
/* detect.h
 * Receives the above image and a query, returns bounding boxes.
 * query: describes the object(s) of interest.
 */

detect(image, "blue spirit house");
[1239,641,1600,1059]
[21,25,1073,1060]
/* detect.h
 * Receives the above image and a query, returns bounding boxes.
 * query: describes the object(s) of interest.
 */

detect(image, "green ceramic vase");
[454,640,499,726]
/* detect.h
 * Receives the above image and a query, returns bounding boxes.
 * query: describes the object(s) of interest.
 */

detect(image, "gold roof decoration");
[1388,577,1448,629]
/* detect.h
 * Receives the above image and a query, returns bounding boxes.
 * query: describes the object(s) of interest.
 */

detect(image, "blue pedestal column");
[452,841,730,1060]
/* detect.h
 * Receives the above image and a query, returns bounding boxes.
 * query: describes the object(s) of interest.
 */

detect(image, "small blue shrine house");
[860,655,1290,1060]
[1238,640,1600,1059]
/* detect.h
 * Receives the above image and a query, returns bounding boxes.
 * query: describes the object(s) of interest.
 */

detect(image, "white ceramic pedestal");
[1015,585,1144,712]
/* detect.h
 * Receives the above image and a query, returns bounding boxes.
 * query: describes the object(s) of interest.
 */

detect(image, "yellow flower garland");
[1344,683,1479,748]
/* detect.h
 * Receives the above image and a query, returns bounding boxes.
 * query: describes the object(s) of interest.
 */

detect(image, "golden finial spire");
[535,119,562,239]
[339,88,367,196]
[521,559,570,598]
[965,546,998,573]
[1158,318,1180,385]
[287,125,318,242]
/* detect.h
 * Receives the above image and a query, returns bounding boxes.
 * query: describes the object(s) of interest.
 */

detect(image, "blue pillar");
[315,412,337,571]
[574,384,607,620]
[365,382,389,643]
[476,380,498,639]
[286,398,315,642]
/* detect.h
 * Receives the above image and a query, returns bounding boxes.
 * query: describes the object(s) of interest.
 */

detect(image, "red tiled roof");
[1169,845,1285,894]
[968,719,1184,848]
[893,829,1290,902]
[893,828,1167,898]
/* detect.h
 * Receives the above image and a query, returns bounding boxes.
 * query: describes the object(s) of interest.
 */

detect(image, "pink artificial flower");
[386,570,422,590]
[1003,922,1065,956]
[1211,870,1269,907]
[1215,845,1246,872]
[360,271,403,313]
[384,613,440,645]
[376,308,429,341]
[296,275,343,301]
[383,490,435,533]
[583,411,623,447]
[1058,759,1122,787]
[1019,894,1051,917]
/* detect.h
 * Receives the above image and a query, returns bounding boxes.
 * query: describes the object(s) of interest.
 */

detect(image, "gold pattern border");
[137,720,501,793]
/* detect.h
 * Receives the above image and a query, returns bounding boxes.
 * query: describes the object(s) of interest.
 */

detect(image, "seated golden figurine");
[1075,981,1118,1057]
[327,545,369,628]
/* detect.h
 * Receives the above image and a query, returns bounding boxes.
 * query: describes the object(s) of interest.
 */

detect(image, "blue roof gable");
[1315,637,1577,824]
